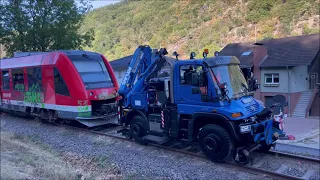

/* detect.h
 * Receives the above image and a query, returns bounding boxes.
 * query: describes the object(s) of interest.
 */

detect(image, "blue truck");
[117,45,286,164]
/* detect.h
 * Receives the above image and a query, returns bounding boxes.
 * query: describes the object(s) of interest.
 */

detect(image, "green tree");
[0,0,94,57]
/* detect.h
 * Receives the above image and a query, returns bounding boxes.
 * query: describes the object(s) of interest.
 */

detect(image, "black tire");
[199,124,234,162]
[130,115,148,144]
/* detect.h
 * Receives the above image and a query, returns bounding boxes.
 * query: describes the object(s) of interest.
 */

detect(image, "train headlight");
[239,125,251,133]
[90,92,94,96]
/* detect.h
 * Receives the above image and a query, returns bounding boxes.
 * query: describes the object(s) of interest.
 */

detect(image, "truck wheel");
[130,115,147,144]
[199,124,234,162]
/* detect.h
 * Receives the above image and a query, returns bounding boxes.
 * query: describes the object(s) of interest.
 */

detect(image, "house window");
[265,73,279,84]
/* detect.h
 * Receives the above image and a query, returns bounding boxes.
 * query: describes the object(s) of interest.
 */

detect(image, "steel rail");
[59,124,315,180]
[268,150,320,164]
[1,112,318,180]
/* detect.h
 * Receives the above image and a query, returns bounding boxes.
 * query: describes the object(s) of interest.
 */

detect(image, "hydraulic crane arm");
[118,45,168,108]
[118,45,152,97]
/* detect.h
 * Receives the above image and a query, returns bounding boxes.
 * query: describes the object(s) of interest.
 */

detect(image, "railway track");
[1,113,319,180]
[62,122,320,180]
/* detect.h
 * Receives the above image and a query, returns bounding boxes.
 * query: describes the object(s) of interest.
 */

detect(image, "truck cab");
[118,46,285,164]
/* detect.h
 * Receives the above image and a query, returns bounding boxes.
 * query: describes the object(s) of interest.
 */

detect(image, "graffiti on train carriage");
[24,83,44,108]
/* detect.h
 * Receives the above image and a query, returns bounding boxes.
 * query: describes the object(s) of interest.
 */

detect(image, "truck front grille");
[245,104,259,114]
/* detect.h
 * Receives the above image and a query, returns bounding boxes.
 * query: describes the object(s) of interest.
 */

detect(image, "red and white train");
[0,50,119,127]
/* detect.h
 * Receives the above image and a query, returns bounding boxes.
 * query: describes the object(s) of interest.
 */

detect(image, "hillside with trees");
[81,0,318,60]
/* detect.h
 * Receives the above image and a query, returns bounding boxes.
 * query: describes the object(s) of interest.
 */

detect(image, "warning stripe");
[161,111,164,127]
[0,99,91,112]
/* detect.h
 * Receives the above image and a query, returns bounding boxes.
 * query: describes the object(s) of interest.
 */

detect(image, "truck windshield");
[211,65,248,98]
[68,54,114,90]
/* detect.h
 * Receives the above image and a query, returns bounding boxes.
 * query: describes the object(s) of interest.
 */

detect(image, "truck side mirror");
[248,77,259,91]
[220,83,228,96]
[191,73,199,86]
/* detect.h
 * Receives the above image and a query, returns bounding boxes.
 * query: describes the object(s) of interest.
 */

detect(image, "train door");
[40,66,54,104]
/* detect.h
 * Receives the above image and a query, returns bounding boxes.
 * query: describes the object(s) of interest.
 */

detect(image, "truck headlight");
[240,125,252,133]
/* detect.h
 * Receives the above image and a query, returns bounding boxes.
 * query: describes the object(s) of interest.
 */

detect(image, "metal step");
[293,110,306,112]
[292,114,305,116]
[142,135,169,144]
[293,109,306,112]
[292,115,305,117]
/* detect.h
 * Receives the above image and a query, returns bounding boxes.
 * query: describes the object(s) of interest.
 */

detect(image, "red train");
[0,50,119,127]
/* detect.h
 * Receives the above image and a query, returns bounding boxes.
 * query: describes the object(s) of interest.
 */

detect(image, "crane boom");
[118,45,168,108]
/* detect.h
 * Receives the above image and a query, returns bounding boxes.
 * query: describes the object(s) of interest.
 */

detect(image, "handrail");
[306,87,319,117]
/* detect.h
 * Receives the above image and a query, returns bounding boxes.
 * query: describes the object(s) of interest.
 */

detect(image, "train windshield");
[68,54,114,90]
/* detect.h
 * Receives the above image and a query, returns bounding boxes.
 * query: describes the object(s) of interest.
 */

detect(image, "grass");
[0,131,122,180]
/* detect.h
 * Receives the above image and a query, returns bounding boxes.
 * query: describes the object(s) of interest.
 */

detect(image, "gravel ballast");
[1,114,267,180]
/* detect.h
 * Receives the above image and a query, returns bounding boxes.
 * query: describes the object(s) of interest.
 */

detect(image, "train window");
[54,68,70,96]
[12,69,25,91]
[68,54,113,89]
[1,70,10,90]
[27,67,42,92]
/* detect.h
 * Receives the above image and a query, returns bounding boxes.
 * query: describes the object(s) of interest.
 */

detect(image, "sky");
[75,0,121,10]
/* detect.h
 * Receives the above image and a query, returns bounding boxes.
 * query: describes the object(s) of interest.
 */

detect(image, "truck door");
[175,64,205,105]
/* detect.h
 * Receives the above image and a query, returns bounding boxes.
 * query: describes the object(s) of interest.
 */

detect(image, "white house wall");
[113,68,127,85]
[260,67,289,93]
[260,65,309,93]
[290,65,308,93]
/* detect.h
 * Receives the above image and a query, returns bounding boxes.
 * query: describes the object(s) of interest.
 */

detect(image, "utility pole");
[0,44,2,59]
[254,23,257,43]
